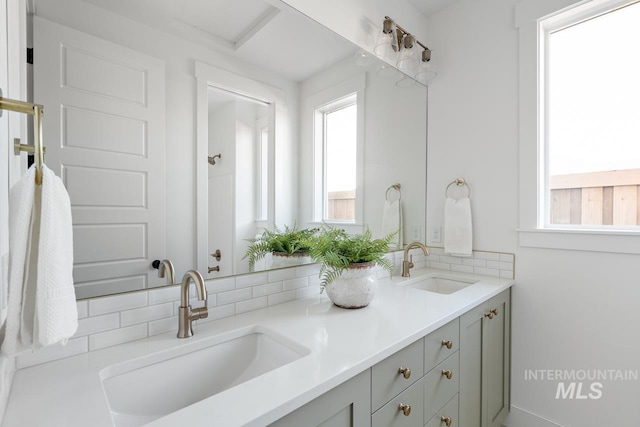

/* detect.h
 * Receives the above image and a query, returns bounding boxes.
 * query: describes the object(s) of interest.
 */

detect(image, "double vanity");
[3,268,512,426]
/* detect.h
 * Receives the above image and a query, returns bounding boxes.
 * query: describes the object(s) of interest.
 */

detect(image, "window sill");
[518,228,640,254]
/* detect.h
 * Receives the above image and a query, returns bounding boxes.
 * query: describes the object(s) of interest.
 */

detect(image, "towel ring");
[386,183,401,201]
[445,177,471,198]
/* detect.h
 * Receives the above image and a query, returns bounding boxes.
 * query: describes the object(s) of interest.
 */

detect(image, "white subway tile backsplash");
[297,286,320,299]
[253,282,283,298]
[438,256,463,265]
[450,264,474,274]
[499,253,515,263]
[76,301,88,319]
[307,274,322,286]
[217,288,252,305]
[236,297,268,314]
[121,303,174,326]
[473,267,500,277]
[428,247,446,255]
[16,337,88,369]
[89,292,147,316]
[75,313,119,337]
[500,269,515,279]
[148,316,178,337]
[268,290,296,306]
[148,286,180,305]
[473,251,500,261]
[283,277,308,291]
[430,262,451,270]
[235,273,268,289]
[462,258,487,267]
[295,264,321,278]
[198,304,235,323]
[89,324,147,351]
[206,277,236,293]
[486,261,513,271]
[267,268,296,282]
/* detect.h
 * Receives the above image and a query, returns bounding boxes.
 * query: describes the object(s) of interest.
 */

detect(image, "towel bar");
[445,177,471,198]
[386,183,401,201]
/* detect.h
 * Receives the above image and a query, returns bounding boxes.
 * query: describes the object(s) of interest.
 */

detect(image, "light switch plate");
[430,226,441,243]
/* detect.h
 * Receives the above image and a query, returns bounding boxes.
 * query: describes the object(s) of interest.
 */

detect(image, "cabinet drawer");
[425,394,458,427]
[372,377,424,427]
[424,318,459,373]
[424,352,459,424]
[372,338,424,411]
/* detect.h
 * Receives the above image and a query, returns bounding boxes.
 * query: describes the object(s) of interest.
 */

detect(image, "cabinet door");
[485,290,510,427]
[271,369,371,427]
[459,289,510,427]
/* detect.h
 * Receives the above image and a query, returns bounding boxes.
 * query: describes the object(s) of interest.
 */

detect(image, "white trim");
[504,405,564,427]
[194,61,284,274]
[305,73,365,227]
[516,0,640,253]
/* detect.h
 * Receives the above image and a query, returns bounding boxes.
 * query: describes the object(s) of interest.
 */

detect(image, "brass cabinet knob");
[491,308,499,317]
[398,367,411,379]
[211,249,221,261]
[441,416,452,426]
[441,369,453,380]
[484,311,494,319]
[398,403,411,416]
[441,340,453,349]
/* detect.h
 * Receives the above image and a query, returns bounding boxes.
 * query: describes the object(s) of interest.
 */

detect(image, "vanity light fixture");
[375,16,435,85]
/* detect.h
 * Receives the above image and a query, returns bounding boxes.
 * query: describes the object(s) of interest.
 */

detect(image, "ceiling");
[81,0,356,82]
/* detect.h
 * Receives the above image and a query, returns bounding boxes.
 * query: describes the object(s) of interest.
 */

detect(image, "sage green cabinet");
[459,289,511,427]
[270,369,371,427]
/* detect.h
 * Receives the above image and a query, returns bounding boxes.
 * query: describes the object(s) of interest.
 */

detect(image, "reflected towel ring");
[386,183,402,201]
[445,177,471,198]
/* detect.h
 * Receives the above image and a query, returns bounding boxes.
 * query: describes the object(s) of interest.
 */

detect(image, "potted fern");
[308,225,397,309]
[243,225,317,271]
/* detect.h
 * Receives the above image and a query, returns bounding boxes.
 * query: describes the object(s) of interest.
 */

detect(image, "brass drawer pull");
[441,369,453,380]
[398,403,411,416]
[484,311,494,319]
[398,367,411,379]
[441,416,452,426]
[491,308,499,317]
[441,339,453,349]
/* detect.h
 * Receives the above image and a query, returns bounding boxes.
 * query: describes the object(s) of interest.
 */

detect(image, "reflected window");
[315,94,357,222]
[256,118,269,221]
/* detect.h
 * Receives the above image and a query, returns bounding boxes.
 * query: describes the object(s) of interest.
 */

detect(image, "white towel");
[444,196,472,257]
[381,199,403,250]
[1,165,77,356]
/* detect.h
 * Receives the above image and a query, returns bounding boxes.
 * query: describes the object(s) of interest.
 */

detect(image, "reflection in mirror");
[31,0,427,299]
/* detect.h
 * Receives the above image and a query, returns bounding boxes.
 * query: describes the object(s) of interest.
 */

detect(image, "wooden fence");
[327,190,355,221]
[550,169,640,226]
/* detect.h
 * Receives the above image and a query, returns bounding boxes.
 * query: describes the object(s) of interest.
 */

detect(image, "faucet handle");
[192,306,208,320]
[409,254,414,269]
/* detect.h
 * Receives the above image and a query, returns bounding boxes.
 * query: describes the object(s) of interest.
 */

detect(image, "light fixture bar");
[384,16,431,61]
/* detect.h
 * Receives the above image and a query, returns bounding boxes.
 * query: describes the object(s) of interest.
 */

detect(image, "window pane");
[547,2,640,226]
[325,103,357,221]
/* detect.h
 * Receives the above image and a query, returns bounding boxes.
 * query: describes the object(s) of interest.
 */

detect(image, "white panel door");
[34,17,166,299]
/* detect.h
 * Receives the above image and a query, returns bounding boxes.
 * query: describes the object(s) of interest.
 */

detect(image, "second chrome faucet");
[178,270,209,338]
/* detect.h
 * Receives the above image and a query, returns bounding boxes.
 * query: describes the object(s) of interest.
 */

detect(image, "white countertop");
[2,268,513,427]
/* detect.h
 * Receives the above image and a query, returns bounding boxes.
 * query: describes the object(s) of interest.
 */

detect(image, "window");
[542,1,640,230]
[256,117,269,221]
[314,94,359,222]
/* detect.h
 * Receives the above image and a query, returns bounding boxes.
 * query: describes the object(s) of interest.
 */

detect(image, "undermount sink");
[405,276,479,294]
[100,325,309,427]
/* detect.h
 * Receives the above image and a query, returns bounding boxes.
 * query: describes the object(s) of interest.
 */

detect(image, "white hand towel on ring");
[444,196,473,257]
[381,199,402,250]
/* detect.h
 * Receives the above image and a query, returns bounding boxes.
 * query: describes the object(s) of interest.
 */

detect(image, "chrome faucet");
[157,259,175,285]
[178,270,209,338]
[402,242,430,277]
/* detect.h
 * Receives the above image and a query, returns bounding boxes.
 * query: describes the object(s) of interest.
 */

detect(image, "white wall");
[427,0,640,425]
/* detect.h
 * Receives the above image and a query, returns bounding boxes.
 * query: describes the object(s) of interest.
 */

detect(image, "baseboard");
[0,355,16,423]
[503,405,564,427]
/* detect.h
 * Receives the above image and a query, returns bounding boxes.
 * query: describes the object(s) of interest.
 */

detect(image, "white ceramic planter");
[324,262,378,309]
[270,252,313,269]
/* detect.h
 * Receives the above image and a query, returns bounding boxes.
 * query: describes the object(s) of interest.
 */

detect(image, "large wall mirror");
[31,0,427,299]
